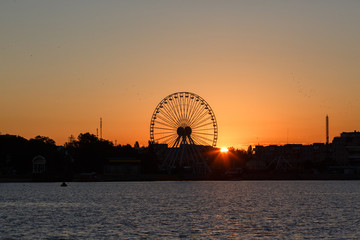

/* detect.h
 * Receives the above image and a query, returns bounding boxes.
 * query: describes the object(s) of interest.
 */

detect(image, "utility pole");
[326,115,329,145]
[100,117,102,139]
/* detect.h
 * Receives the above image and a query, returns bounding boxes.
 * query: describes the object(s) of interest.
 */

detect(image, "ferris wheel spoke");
[177,94,183,118]
[188,100,203,124]
[184,97,192,121]
[192,126,214,132]
[165,101,181,124]
[161,102,181,125]
[192,132,213,140]
[179,95,188,121]
[184,95,192,121]
[193,106,208,121]
[184,95,194,121]
[156,133,178,141]
[171,95,180,118]
[169,138,180,149]
[192,134,213,144]
[183,95,189,120]
[159,113,178,128]
[158,137,177,145]
[156,113,176,126]
[156,115,179,128]
[154,131,174,136]
[158,104,179,126]
[191,111,211,128]
[180,94,187,120]
[154,131,176,135]
[189,105,208,127]
[193,121,212,131]
[194,129,212,137]
[153,126,176,131]
[175,95,185,120]
[193,127,215,131]
[192,132,214,140]
[156,132,177,140]
[192,115,212,128]
[159,107,177,126]
[196,139,208,146]
[167,137,177,148]
[155,120,178,129]
[191,131,214,136]
[187,95,197,122]
[191,112,211,125]
[186,99,199,122]
[166,96,181,123]
[192,137,208,146]
[163,135,179,145]
[166,98,182,124]
[192,121,214,130]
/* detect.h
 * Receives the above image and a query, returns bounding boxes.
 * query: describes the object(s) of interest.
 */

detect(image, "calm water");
[1,181,360,239]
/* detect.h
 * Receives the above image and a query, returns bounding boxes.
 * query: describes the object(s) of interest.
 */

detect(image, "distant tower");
[100,117,103,139]
[96,128,99,138]
[326,115,329,144]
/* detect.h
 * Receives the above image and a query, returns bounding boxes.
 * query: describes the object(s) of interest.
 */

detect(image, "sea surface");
[1,181,360,239]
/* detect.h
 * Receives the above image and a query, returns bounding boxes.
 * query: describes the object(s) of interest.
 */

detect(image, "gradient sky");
[1,0,359,148]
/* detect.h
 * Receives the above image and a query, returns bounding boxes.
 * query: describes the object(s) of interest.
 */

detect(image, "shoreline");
[1,173,360,183]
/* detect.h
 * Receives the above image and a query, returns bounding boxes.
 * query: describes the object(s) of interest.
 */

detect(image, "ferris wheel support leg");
[187,135,212,175]
[161,137,181,173]
[178,144,186,169]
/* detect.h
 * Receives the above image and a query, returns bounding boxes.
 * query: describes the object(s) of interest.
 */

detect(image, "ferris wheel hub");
[185,126,192,136]
[177,127,185,136]
[177,126,192,136]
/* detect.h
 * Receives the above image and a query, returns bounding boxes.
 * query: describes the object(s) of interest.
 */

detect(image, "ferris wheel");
[150,92,218,147]
[150,92,218,174]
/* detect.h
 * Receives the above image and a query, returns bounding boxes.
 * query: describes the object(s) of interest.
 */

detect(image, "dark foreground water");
[1,181,360,239]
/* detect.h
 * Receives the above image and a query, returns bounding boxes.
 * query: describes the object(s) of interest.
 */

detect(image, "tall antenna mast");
[100,117,103,139]
[326,115,329,144]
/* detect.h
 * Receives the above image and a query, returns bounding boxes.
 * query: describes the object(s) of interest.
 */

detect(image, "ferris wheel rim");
[150,91,218,147]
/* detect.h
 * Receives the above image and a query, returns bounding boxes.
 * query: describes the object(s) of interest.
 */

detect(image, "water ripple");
[1,181,360,239]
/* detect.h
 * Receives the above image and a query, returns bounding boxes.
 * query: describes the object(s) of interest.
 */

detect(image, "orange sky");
[1,1,359,149]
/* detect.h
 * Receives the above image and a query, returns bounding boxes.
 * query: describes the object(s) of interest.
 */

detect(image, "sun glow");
[220,147,229,153]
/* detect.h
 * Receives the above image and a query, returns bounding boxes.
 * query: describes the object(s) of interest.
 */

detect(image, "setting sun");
[220,147,229,153]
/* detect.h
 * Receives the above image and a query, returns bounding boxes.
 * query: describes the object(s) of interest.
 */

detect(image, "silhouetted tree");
[0,135,31,175]
[65,132,114,174]
[32,135,56,145]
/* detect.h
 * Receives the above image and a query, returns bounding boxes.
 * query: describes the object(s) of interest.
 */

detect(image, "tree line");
[0,133,250,180]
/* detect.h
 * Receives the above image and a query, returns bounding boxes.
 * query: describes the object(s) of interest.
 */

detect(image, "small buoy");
[61,182,67,187]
